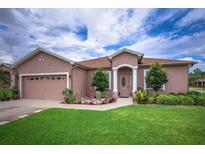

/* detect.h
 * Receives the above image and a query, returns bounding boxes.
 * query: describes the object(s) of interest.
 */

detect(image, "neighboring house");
[0,48,196,100]
[194,79,205,87]
[0,63,17,88]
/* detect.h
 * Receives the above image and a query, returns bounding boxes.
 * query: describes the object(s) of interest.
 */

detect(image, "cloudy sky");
[0,8,205,70]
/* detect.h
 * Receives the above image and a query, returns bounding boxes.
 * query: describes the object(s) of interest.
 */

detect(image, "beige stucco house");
[0,48,196,100]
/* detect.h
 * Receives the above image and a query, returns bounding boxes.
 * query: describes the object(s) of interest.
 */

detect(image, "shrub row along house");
[0,48,196,100]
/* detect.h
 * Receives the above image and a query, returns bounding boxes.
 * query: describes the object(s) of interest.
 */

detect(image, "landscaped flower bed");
[62,88,117,105]
[81,96,116,105]
[133,90,205,106]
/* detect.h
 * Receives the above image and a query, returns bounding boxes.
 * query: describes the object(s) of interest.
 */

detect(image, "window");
[144,69,165,91]
[122,77,126,87]
[104,71,111,90]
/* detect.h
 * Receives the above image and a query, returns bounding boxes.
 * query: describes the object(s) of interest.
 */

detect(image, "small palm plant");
[133,90,148,104]
[62,88,76,103]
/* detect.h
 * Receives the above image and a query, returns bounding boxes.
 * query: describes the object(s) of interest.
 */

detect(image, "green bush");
[188,93,205,106]
[133,90,148,104]
[177,95,194,105]
[0,88,13,101]
[0,88,4,100]
[156,94,178,105]
[177,92,186,95]
[147,96,155,104]
[187,91,201,96]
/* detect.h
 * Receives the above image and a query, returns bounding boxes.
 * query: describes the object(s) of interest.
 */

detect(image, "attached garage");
[20,73,69,100]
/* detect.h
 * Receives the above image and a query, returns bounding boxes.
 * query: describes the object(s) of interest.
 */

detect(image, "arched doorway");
[112,64,138,98]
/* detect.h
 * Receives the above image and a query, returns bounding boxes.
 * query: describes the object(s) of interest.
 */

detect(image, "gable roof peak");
[14,47,75,67]
[108,48,144,60]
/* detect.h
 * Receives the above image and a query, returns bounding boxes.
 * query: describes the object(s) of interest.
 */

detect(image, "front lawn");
[189,86,205,93]
[0,105,205,144]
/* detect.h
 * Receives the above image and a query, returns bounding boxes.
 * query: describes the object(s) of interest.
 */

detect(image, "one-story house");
[194,79,205,87]
[0,48,196,100]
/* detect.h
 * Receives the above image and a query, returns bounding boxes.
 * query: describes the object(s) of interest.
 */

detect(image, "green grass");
[0,105,205,145]
[189,86,205,93]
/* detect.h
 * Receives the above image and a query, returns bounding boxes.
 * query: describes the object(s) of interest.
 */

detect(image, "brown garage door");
[22,75,67,100]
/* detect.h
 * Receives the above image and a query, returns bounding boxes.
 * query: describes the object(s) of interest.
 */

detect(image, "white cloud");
[0,8,205,72]
[178,57,201,62]
[0,50,14,64]
[177,9,205,27]
[124,30,205,60]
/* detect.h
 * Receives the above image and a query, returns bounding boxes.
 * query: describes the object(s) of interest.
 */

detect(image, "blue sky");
[0,8,205,70]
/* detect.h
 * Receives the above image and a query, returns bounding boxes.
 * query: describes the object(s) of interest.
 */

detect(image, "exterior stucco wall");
[165,66,189,93]
[112,52,138,67]
[137,65,189,93]
[86,70,95,97]
[72,67,87,98]
[17,51,73,94]
[17,51,73,75]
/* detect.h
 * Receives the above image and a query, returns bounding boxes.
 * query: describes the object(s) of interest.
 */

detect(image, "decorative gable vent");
[38,55,45,62]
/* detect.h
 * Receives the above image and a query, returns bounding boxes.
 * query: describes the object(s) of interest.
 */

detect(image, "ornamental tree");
[145,63,168,92]
[92,68,108,92]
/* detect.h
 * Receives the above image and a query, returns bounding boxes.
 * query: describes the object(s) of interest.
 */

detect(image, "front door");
[119,74,131,97]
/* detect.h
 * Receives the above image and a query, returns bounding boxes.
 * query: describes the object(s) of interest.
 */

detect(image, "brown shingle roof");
[78,57,111,69]
[78,56,197,69]
[141,57,196,65]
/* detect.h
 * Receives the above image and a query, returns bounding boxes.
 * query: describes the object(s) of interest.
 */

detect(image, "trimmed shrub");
[168,92,177,95]
[177,92,186,95]
[177,95,194,105]
[187,91,201,96]
[188,94,205,106]
[156,94,178,105]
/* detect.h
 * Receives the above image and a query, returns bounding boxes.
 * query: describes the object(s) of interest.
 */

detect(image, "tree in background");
[92,69,108,92]
[0,70,11,88]
[189,68,205,86]
[146,63,168,92]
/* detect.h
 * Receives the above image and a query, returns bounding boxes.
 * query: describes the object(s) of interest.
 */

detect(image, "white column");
[113,68,118,92]
[132,67,138,93]
[66,72,69,88]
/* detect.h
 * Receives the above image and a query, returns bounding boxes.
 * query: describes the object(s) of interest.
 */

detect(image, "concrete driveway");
[0,98,133,124]
[0,99,60,123]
